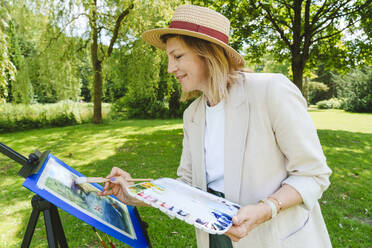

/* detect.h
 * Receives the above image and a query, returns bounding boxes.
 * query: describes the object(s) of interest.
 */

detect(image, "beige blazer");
[177,73,332,248]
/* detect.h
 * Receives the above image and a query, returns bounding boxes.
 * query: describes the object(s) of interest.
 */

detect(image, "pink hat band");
[169,21,229,44]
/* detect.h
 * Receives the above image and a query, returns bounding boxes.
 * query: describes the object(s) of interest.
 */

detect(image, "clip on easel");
[0,142,68,248]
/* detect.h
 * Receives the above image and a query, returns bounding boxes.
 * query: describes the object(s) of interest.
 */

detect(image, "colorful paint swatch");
[127,178,240,234]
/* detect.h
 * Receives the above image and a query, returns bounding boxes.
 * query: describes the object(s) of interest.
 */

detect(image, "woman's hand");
[97,167,147,206]
[225,203,271,242]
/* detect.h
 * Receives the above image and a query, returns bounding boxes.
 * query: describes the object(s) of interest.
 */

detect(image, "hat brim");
[142,28,245,67]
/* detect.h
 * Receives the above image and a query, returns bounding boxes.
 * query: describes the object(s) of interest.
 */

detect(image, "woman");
[99,5,332,248]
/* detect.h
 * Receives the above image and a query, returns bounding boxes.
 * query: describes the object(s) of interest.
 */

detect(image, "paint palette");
[127,178,240,234]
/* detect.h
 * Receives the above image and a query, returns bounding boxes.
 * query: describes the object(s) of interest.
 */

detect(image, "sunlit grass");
[0,110,371,247]
[309,110,372,247]
[309,109,372,133]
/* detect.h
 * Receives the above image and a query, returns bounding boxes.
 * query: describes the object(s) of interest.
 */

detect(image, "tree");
[87,0,134,123]
[46,0,180,123]
[3,1,85,104]
[40,0,134,122]
[194,0,371,92]
[0,2,16,102]
[334,66,372,112]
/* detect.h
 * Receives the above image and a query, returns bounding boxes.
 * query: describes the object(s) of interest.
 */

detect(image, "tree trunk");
[92,62,103,123]
[303,76,309,105]
[90,0,103,124]
[291,58,304,93]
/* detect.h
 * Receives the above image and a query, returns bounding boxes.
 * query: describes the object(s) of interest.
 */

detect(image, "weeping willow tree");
[0,2,16,103]
[41,0,180,123]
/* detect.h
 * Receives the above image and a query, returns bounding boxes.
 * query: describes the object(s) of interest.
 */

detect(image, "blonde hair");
[161,34,243,103]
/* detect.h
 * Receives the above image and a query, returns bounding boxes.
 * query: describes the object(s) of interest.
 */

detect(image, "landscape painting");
[36,156,136,238]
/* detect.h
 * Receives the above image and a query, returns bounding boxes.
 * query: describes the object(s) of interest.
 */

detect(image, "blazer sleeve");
[176,110,193,185]
[267,74,332,211]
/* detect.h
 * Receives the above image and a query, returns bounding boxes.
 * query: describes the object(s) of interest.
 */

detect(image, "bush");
[0,101,111,132]
[334,66,372,113]
[316,98,343,109]
[308,81,330,104]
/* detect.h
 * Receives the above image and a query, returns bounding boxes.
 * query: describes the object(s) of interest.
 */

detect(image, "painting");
[23,153,149,248]
[127,178,240,234]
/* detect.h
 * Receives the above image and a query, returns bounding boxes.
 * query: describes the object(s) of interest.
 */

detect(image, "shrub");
[0,101,111,132]
[316,98,343,109]
[308,81,330,104]
[334,66,372,113]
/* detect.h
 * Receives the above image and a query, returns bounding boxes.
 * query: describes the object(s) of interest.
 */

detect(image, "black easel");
[22,195,68,248]
[0,143,68,248]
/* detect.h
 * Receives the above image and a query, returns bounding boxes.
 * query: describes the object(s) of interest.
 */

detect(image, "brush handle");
[85,177,110,183]
[85,177,153,183]
[128,178,153,182]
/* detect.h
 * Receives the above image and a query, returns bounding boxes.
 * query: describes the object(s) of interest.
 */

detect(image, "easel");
[0,142,152,248]
[0,143,68,247]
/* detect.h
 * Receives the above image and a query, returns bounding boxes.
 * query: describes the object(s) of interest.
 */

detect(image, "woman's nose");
[168,61,177,74]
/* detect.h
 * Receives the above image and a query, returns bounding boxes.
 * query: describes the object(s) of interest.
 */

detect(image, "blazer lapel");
[224,78,250,203]
[189,96,207,190]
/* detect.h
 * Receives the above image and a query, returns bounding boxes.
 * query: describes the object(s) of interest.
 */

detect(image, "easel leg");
[44,209,58,247]
[50,205,68,247]
[21,207,41,248]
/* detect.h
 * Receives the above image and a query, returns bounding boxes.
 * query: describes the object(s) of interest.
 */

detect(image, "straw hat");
[142,5,245,67]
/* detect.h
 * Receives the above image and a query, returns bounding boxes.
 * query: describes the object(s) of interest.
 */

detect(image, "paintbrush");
[75,176,153,184]
[105,234,116,248]
[92,227,108,248]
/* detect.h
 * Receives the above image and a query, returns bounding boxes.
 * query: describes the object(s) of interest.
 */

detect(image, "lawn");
[0,109,371,247]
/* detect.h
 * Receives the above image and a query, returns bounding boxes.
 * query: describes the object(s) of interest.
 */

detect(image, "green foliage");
[117,41,162,118]
[249,54,290,77]
[313,64,338,99]
[316,98,343,109]
[3,4,84,104]
[0,6,16,103]
[111,40,188,119]
[308,81,330,105]
[334,66,372,113]
[12,58,35,104]
[0,101,111,132]
[193,0,370,90]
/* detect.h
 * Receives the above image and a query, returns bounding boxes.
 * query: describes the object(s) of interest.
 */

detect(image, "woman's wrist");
[257,202,272,223]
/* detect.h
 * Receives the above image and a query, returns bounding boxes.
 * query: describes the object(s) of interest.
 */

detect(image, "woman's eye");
[175,55,183,59]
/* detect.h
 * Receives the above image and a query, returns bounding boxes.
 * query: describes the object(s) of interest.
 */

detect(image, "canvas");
[127,178,240,234]
[23,153,149,248]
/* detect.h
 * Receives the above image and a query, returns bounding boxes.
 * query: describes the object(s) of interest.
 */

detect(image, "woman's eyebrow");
[167,48,180,56]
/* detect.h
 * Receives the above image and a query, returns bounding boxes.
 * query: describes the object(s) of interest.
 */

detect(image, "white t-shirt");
[204,100,225,193]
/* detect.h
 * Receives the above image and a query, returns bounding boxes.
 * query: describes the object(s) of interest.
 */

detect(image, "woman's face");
[166,37,208,93]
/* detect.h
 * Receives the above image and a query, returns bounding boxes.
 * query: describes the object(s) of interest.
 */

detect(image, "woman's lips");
[177,74,186,82]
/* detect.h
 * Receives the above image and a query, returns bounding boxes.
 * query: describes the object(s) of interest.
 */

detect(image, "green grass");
[309,110,372,247]
[0,109,371,247]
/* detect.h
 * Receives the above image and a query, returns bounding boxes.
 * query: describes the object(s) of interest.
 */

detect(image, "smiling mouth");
[176,74,186,81]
